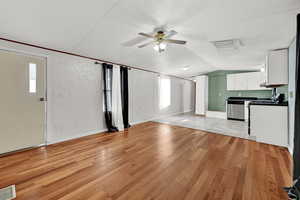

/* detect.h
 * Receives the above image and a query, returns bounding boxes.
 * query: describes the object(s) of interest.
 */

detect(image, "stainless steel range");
[226,97,258,121]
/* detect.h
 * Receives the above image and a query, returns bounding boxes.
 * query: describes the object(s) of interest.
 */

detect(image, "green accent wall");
[207,70,287,112]
[277,85,288,100]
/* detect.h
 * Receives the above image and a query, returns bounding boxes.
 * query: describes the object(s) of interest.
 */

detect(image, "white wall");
[0,40,195,144]
[129,70,195,124]
[47,54,106,144]
[288,38,296,153]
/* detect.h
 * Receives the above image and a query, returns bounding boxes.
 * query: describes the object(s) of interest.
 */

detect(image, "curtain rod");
[0,37,193,82]
[94,61,132,70]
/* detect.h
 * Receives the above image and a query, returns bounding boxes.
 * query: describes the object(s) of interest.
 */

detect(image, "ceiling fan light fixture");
[137,29,186,51]
[153,44,159,51]
[153,42,166,52]
[159,42,166,49]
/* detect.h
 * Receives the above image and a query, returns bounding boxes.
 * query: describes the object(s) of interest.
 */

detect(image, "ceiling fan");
[136,29,187,53]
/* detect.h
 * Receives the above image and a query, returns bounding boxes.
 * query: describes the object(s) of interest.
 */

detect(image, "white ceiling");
[0,0,299,77]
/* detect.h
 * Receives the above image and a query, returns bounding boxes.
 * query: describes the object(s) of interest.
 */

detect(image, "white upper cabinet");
[265,49,288,86]
[227,72,269,91]
[247,72,266,90]
[235,73,248,90]
[227,74,236,90]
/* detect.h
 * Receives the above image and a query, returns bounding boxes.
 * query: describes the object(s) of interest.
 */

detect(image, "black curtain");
[287,14,300,199]
[120,66,131,129]
[294,14,300,180]
[102,63,118,132]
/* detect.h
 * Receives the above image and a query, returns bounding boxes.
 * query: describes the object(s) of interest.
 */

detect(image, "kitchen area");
[224,49,289,147]
[193,46,293,148]
[156,42,295,150]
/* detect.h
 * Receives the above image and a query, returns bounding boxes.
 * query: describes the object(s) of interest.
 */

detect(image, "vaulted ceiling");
[0,0,299,77]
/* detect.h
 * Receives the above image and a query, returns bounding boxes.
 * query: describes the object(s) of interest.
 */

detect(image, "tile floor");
[154,112,256,140]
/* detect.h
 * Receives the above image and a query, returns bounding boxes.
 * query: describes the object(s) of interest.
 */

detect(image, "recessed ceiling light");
[260,67,265,72]
[182,67,189,71]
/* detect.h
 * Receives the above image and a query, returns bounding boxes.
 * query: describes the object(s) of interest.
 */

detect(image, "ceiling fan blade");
[165,30,178,39]
[122,37,148,47]
[164,39,187,45]
[138,41,155,48]
[138,32,155,38]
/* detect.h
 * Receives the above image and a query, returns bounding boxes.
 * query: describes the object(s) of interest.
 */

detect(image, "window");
[159,77,171,109]
[105,69,112,111]
[29,63,36,93]
[103,65,113,112]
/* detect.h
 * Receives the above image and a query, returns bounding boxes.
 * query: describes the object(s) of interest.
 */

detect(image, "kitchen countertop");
[248,101,288,106]
[227,97,269,101]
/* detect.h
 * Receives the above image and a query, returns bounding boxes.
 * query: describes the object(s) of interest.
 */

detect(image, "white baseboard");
[130,119,152,126]
[288,145,294,155]
[47,128,107,145]
[130,110,193,126]
[155,111,191,120]
[47,111,193,145]
[206,111,227,119]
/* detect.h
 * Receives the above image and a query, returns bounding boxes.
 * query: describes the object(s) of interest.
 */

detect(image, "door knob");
[39,97,47,102]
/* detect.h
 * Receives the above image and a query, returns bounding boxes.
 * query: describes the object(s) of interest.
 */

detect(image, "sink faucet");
[271,88,277,102]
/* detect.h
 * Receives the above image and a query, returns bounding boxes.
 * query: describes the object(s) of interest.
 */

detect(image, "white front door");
[0,50,46,154]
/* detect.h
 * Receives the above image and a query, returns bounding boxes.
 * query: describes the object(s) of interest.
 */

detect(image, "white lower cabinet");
[250,105,288,147]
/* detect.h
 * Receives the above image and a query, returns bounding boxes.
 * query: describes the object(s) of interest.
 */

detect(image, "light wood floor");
[0,122,292,200]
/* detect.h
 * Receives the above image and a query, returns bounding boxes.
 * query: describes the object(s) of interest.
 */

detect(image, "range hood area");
[259,82,286,88]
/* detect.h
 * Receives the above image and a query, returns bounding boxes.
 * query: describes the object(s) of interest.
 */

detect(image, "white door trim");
[0,48,48,147]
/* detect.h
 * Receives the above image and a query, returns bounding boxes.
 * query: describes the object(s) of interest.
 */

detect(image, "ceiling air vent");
[211,39,243,50]
[0,185,16,200]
